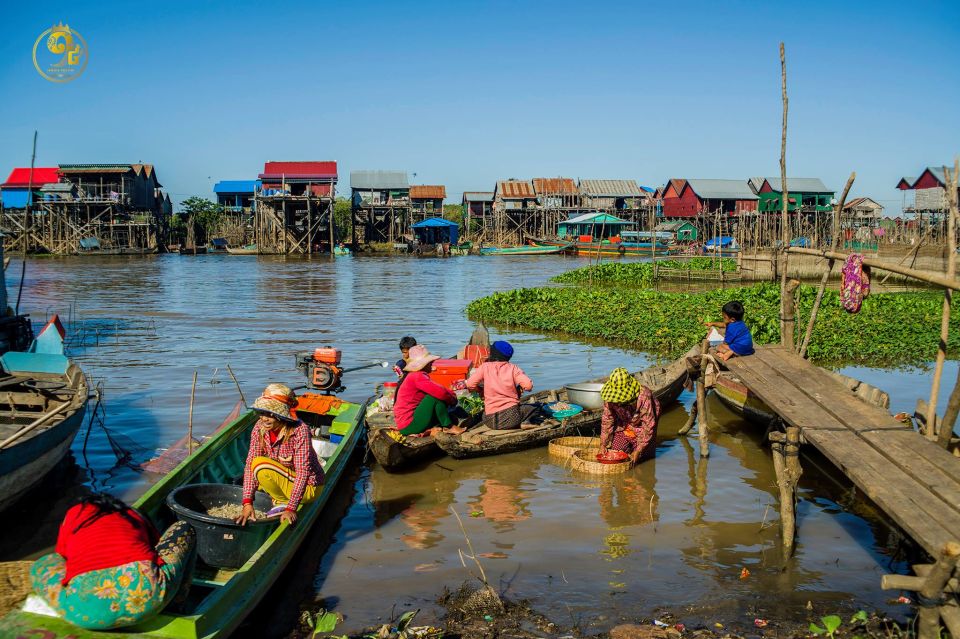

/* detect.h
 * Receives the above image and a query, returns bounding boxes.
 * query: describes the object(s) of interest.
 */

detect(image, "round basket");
[548,436,601,459]
[570,448,631,475]
[0,561,33,617]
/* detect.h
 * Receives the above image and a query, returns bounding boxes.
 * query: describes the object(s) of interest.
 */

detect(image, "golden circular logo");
[33,23,88,83]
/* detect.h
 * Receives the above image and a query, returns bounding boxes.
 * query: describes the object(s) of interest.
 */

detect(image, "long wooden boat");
[226,245,258,255]
[480,242,573,256]
[713,369,891,425]
[1,392,368,638]
[365,329,491,472]
[0,316,88,514]
[534,237,673,257]
[433,345,697,459]
[179,245,208,255]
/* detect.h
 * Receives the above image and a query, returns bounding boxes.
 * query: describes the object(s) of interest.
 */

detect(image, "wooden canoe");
[713,369,891,425]
[0,316,89,514]
[433,345,697,460]
[365,328,491,472]
[226,245,258,255]
[480,242,573,256]
[0,394,368,639]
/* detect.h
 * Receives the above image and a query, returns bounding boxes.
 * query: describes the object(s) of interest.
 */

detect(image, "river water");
[5,253,957,634]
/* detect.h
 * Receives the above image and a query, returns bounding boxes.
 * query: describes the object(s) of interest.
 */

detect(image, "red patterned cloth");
[841,254,870,313]
[242,419,324,511]
[600,386,660,460]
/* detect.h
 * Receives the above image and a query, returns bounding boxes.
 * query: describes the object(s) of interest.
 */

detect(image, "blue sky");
[1,0,958,211]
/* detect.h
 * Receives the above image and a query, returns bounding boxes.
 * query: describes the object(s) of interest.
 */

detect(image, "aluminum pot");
[563,382,605,410]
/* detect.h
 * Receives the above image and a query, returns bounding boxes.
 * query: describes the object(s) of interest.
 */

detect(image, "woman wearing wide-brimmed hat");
[599,368,660,466]
[237,383,324,526]
[393,345,464,436]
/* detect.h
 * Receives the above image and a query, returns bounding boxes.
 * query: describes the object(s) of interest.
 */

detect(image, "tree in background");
[443,203,479,239]
[177,197,224,246]
[333,197,352,242]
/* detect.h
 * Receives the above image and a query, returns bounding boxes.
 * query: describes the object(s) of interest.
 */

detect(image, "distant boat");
[179,245,207,255]
[534,238,672,257]
[333,245,351,256]
[227,244,258,255]
[0,316,88,513]
[703,236,739,257]
[481,242,573,256]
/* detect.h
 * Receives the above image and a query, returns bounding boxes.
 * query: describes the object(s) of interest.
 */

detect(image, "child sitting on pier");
[705,300,755,361]
[393,336,418,378]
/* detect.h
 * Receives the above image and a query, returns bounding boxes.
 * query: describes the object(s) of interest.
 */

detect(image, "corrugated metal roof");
[260,161,337,180]
[410,185,446,199]
[562,212,633,225]
[350,170,408,189]
[686,179,758,200]
[748,177,765,194]
[896,176,916,188]
[214,180,259,194]
[40,182,74,192]
[532,178,577,194]
[2,167,60,187]
[496,180,535,198]
[463,191,494,202]
[843,197,884,211]
[763,177,832,193]
[59,164,133,173]
[928,167,948,185]
[578,179,643,197]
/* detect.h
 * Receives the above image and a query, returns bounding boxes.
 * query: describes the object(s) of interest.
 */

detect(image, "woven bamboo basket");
[570,449,631,475]
[0,561,33,616]
[548,436,601,459]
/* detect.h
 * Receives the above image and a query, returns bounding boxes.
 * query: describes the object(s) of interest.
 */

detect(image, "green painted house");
[749,177,834,214]
[557,212,634,240]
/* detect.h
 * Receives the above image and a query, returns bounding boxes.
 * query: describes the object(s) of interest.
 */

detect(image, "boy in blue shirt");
[705,300,754,361]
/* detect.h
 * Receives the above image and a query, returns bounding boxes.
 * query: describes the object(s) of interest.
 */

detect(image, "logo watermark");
[33,23,88,83]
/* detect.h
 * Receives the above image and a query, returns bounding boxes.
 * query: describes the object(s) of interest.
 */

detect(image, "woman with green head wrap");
[599,368,660,465]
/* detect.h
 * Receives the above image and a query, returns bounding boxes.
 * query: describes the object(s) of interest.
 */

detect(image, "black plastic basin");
[166,483,275,570]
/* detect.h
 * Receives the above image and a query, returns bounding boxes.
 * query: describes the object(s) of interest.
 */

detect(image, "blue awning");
[1,189,30,208]
[705,236,734,247]
[213,180,259,194]
[411,217,458,229]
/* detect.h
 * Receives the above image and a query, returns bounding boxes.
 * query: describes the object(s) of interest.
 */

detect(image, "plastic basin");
[166,484,275,570]
[564,383,604,410]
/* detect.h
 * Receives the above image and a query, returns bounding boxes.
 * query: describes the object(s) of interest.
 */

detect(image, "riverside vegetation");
[466,262,959,366]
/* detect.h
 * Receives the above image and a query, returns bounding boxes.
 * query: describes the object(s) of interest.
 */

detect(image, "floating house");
[896,167,957,215]
[577,179,644,211]
[749,177,834,214]
[494,180,536,211]
[410,185,446,220]
[462,191,494,239]
[0,167,60,209]
[557,212,634,240]
[411,217,459,246]
[0,163,169,254]
[655,220,698,242]
[661,179,758,217]
[533,178,580,209]
[214,180,259,212]
[255,161,338,254]
[842,197,884,223]
[350,170,410,244]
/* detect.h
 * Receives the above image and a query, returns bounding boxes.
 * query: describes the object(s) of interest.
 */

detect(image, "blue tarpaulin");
[411,217,459,245]
[1,189,30,208]
[704,236,735,248]
[790,237,811,247]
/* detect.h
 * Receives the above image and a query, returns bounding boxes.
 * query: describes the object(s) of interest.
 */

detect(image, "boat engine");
[295,347,343,394]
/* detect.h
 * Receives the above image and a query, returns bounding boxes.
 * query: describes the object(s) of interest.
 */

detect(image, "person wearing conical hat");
[599,368,660,466]
[393,345,465,436]
[237,383,324,527]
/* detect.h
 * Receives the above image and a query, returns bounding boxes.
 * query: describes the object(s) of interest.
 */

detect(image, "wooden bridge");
[720,345,960,638]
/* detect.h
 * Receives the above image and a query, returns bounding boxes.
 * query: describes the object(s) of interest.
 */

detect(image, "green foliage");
[810,614,843,638]
[551,259,738,286]
[458,393,484,416]
[465,281,959,366]
[443,203,464,225]
[179,196,224,244]
[333,198,352,242]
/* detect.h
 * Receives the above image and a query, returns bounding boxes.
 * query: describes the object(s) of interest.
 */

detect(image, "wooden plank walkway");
[726,345,960,558]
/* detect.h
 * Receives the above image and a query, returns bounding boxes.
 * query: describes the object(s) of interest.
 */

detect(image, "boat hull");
[534,238,673,257]
[366,413,443,472]
[434,346,696,459]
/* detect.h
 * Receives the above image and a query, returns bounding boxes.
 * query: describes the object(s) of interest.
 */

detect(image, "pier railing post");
[918,543,960,639]
[769,424,802,558]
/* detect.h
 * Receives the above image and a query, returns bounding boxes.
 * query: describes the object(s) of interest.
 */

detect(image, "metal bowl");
[563,382,605,410]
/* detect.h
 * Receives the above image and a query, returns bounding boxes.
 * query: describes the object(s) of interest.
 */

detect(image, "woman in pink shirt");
[465,340,536,430]
[393,345,465,436]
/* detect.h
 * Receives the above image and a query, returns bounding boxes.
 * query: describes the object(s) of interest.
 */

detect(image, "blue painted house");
[213,180,259,211]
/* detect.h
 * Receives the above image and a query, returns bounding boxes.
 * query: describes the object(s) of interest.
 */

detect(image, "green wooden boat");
[0,394,368,639]
[480,242,572,256]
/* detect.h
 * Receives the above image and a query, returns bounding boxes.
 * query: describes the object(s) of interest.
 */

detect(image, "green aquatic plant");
[551,258,737,286]
[810,614,843,638]
[465,282,959,366]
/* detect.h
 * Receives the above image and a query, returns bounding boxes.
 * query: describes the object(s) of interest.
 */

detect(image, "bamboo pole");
[188,370,198,455]
[778,42,792,348]
[786,247,960,290]
[0,402,72,449]
[924,159,960,443]
[798,172,856,358]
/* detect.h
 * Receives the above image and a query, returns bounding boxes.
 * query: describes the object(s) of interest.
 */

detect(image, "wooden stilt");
[769,426,802,557]
[918,543,960,639]
[697,367,708,458]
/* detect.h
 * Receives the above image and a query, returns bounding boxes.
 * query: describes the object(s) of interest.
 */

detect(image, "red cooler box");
[428,359,472,390]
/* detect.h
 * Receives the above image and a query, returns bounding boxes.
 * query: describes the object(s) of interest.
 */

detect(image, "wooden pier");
[726,345,960,558]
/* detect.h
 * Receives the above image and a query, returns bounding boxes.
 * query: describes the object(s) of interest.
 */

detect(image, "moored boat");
[480,242,573,256]
[534,237,673,257]
[433,345,697,459]
[0,316,88,514]
[1,358,367,638]
[226,244,259,255]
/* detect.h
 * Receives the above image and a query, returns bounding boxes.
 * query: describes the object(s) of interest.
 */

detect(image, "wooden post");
[798,172,856,358]
[781,279,800,349]
[917,542,960,639]
[188,370,198,455]
[927,161,958,440]
[769,426,802,558]
[778,43,792,348]
[697,366,708,457]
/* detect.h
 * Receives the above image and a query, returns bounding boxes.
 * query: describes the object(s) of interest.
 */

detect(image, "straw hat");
[600,368,641,404]
[252,383,299,422]
[404,344,441,372]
